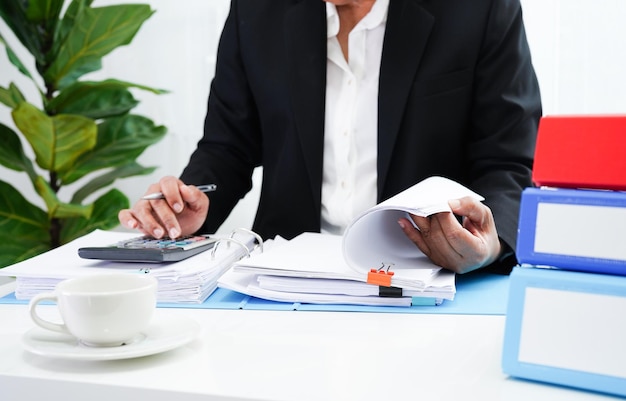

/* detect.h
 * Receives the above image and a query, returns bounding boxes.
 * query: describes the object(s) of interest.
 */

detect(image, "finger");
[448,197,497,245]
[180,184,210,212]
[136,202,168,238]
[148,198,182,238]
[131,180,175,238]
[121,201,167,238]
[409,215,431,236]
[448,197,490,229]
[118,209,138,230]
[433,210,500,273]
[431,211,476,255]
[157,176,186,214]
[146,177,198,238]
[397,217,431,256]
[406,213,460,261]
[452,197,502,264]
[425,213,465,264]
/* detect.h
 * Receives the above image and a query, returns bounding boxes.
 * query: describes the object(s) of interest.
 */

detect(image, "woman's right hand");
[118,176,210,239]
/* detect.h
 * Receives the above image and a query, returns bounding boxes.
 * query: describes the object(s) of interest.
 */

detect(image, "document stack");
[0,229,260,304]
[219,176,482,307]
[219,233,456,307]
[502,115,626,398]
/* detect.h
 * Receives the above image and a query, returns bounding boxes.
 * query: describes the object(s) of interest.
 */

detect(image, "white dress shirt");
[321,0,389,235]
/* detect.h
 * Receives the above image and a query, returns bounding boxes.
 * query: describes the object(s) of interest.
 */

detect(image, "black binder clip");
[378,286,402,298]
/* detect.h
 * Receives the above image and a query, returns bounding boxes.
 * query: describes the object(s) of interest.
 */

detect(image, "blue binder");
[517,187,626,275]
[502,266,626,397]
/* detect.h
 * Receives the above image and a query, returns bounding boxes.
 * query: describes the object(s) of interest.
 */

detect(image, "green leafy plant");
[0,0,167,268]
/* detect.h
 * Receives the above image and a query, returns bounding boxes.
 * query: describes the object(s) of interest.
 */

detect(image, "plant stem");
[50,218,61,249]
[49,171,61,249]
[49,171,60,192]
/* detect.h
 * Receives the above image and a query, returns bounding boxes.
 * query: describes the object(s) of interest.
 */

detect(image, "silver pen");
[141,184,217,200]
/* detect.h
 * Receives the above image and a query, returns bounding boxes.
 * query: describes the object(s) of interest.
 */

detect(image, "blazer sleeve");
[470,0,542,272]
[180,0,263,233]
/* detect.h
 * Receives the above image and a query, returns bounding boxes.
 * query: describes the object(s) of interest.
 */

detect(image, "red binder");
[532,115,626,191]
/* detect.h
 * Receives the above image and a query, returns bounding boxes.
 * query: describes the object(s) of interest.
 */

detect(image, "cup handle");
[29,293,70,334]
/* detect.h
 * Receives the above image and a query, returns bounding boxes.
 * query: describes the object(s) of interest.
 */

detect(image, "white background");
[1,0,625,234]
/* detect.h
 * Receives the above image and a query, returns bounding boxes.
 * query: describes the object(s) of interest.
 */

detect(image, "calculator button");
[115,235,215,250]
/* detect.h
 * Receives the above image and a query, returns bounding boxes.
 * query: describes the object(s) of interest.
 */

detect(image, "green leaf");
[60,189,128,244]
[71,162,156,204]
[48,80,138,119]
[0,0,63,69]
[34,176,93,219]
[53,0,94,59]
[12,102,97,173]
[0,2,46,64]
[60,114,166,184]
[24,0,65,24]
[0,87,13,109]
[44,4,155,90]
[25,0,65,48]
[0,180,50,268]
[0,83,27,109]
[47,79,168,119]
[0,123,37,180]
[0,32,37,81]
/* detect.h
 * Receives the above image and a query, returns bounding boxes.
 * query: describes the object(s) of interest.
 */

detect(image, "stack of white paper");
[0,229,258,304]
[219,234,455,307]
[218,177,480,307]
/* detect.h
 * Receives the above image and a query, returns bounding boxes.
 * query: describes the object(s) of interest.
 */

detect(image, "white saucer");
[22,312,201,361]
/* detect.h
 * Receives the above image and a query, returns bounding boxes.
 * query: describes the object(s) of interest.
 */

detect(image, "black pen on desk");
[141,184,217,200]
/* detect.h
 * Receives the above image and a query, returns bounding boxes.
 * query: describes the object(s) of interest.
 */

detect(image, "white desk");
[0,280,619,401]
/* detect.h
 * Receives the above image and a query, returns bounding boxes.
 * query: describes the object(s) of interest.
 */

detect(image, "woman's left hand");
[398,196,502,274]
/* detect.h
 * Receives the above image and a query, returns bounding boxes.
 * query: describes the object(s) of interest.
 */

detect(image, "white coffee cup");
[29,274,158,347]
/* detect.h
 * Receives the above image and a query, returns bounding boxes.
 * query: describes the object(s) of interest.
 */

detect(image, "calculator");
[78,234,218,263]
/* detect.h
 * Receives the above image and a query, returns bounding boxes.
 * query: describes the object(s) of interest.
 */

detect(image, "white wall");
[1,0,625,234]
[522,0,626,114]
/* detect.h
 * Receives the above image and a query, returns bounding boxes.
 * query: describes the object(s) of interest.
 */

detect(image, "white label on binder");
[518,287,626,378]
[535,203,626,260]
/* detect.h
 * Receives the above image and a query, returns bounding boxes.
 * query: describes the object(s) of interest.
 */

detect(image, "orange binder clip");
[367,268,394,287]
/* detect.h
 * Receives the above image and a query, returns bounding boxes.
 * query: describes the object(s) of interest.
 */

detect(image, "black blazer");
[181,0,541,260]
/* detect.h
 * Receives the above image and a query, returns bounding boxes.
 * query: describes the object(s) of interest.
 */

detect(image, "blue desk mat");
[2,271,510,315]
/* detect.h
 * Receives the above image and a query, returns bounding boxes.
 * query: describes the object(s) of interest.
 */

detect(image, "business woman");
[119,0,541,274]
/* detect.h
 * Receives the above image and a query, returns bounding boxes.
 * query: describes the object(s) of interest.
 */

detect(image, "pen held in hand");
[141,184,217,200]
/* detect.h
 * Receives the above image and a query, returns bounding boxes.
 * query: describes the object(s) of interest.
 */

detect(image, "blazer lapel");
[285,1,327,210]
[284,0,434,204]
[378,0,434,199]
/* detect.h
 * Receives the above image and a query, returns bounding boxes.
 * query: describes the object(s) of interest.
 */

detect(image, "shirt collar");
[326,0,389,39]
